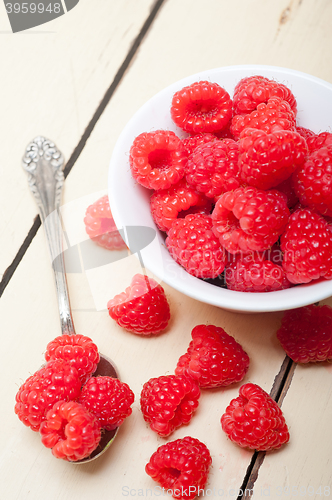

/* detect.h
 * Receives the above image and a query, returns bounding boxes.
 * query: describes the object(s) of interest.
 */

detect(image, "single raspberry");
[45,334,100,384]
[221,383,290,451]
[211,187,289,254]
[233,75,297,115]
[296,126,316,141]
[15,360,81,431]
[79,376,134,430]
[40,401,101,461]
[239,128,308,190]
[165,213,226,279]
[185,139,241,199]
[292,145,332,217]
[225,253,291,292]
[306,131,332,153]
[107,274,170,335]
[171,81,232,134]
[231,97,296,139]
[129,130,186,190]
[84,195,127,250]
[276,304,332,363]
[150,179,212,232]
[182,133,217,156]
[280,208,332,284]
[145,436,212,500]
[175,324,249,388]
[140,374,200,437]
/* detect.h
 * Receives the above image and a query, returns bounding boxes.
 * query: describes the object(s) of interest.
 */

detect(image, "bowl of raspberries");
[109,65,332,312]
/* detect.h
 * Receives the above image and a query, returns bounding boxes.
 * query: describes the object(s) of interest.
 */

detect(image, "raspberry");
[185,139,241,199]
[129,130,186,190]
[175,324,249,388]
[165,213,226,279]
[171,81,232,134]
[306,131,332,152]
[15,360,81,431]
[45,334,100,384]
[182,133,217,156]
[225,253,291,292]
[231,97,296,139]
[276,304,332,363]
[296,126,316,141]
[40,401,101,461]
[150,179,211,233]
[293,145,332,217]
[107,274,170,335]
[140,374,200,436]
[211,187,289,254]
[79,376,134,430]
[84,195,126,250]
[239,128,308,190]
[221,383,290,451]
[145,436,212,500]
[280,208,332,284]
[233,75,297,115]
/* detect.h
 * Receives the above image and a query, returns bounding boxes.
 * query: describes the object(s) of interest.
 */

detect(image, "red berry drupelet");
[221,383,290,451]
[84,195,127,250]
[45,334,100,384]
[171,81,232,134]
[79,376,135,430]
[211,186,289,254]
[129,130,186,190]
[140,374,200,437]
[40,401,101,461]
[107,274,170,335]
[185,139,241,199]
[280,208,332,284]
[15,359,81,431]
[145,436,212,500]
[166,213,226,279]
[232,75,297,115]
[276,304,332,363]
[238,128,308,190]
[175,324,249,388]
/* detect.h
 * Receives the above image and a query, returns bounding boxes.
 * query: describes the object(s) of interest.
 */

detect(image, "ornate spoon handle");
[22,137,75,335]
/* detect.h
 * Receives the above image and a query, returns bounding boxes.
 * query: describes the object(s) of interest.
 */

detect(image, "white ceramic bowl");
[109,65,332,313]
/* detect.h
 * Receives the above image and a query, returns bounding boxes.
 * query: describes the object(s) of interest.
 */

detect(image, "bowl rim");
[109,64,332,312]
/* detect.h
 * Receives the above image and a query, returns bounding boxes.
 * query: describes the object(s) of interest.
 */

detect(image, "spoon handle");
[22,136,75,335]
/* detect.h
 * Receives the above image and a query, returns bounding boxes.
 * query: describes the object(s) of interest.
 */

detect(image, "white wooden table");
[1,1,332,499]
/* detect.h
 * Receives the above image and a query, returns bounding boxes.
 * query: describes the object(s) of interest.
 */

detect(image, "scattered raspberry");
[15,360,81,431]
[221,383,290,451]
[306,131,332,152]
[276,304,332,363]
[140,374,200,436]
[225,253,291,292]
[231,97,296,139]
[45,334,100,384]
[211,187,289,254]
[293,145,332,217]
[233,75,297,115]
[129,130,186,190]
[280,208,332,284]
[40,401,101,461]
[238,128,308,190]
[84,195,127,250]
[175,324,249,388]
[150,179,211,233]
[166,213,226,279]
[79,376,134,430]
[185,139,241,199]
[145,436,212,500]
[107,274,170,335]
[182,133,217,156]
[171,81,232,134]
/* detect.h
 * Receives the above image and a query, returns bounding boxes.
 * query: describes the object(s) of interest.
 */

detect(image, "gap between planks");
[0,0,166,298]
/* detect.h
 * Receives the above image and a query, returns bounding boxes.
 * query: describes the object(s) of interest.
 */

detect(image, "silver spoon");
[22,136,119,463]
